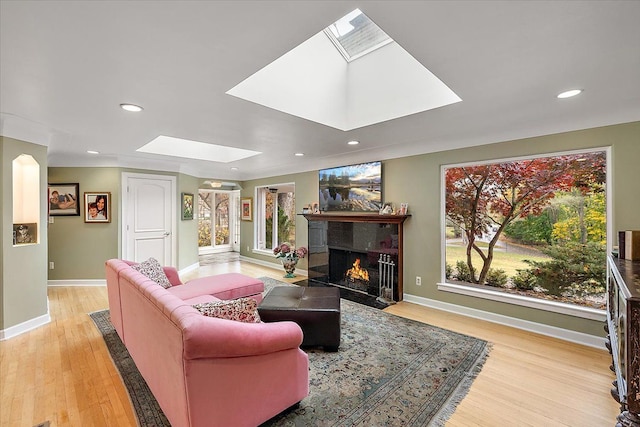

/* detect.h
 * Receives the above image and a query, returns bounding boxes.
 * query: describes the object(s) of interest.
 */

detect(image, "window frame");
[253,183,296,254]
[438,146,611,321]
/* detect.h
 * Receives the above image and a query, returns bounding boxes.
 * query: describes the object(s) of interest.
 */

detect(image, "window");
[324,9,393,62]
[441,149,608,318]
[255,184,296,251]
[198,190,235,251]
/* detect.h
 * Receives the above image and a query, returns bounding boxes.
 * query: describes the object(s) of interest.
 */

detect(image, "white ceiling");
[1,1,639,181]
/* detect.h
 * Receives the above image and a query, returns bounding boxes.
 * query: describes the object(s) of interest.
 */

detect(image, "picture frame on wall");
[182,193,194,220]
[241,197,252,221]
[48,183,80,216]
[84,192,111,223]
[13,223,37,245]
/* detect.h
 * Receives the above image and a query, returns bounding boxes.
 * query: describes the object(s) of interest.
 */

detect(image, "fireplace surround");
[303,213,409,301]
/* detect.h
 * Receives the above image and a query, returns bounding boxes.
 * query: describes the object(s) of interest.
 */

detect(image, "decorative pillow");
[131,257,172,289]
[193,298,261,323]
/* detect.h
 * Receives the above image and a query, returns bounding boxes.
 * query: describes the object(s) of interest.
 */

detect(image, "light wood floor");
[1,260,619,427]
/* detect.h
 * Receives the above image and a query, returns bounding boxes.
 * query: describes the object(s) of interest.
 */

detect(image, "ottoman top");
[260,286,340,311]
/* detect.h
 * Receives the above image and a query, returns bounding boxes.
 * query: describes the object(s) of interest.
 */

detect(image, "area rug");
[90,277,490,427]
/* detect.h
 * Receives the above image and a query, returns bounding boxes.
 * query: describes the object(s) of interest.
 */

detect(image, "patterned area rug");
[90,277,490,427]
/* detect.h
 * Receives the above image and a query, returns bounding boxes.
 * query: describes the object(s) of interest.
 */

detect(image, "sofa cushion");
[193,298,261,323]
[182,294,220,305]
[131,257,172,289]
[169,273,264,300]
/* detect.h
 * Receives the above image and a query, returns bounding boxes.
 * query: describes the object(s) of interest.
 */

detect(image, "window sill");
[437,282,605,321]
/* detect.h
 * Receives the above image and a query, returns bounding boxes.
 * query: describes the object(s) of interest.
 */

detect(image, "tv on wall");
[319,161,382,212]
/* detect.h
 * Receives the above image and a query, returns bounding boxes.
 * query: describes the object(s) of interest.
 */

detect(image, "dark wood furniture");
[258,286,341,351]
[606,255,640,427]
[303,214,409,301]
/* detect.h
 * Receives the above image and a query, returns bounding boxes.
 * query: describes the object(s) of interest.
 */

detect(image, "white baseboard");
[403,293,606,349]
[48,279,106,287]
[179,262,200,276]
[0,302,51,341]
[239,255,309,276]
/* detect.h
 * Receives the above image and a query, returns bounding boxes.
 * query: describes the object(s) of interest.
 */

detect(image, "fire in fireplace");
[345,258,369,282]
[343,258,370,293]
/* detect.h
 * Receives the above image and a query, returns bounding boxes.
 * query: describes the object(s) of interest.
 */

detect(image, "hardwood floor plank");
[0,259,619,426]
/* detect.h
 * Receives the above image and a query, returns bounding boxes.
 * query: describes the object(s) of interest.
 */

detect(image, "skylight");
[137,136,261,163]
[324,9,392,62]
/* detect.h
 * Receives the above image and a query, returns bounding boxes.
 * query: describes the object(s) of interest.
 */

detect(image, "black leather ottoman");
[258,286,341,351]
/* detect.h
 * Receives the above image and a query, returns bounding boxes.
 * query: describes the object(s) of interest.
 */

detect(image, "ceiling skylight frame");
[323,9,393,62]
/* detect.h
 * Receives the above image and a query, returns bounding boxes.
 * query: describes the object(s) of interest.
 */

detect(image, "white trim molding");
[404,292,606,349]
[437,282,606,322]
[0,302,51,341]
[240,255,309,277]
[48,279,106,287]
[179,262,200,277]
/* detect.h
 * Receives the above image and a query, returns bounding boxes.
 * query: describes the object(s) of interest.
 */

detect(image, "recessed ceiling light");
[120,103,143,112]
[295,153,304,156]
[230,167,239,171]
[87,150,100,154]
[347,140,359,145]
[557,89,583,99]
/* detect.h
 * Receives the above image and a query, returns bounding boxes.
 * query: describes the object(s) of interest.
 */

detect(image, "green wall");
[241,122,640,337]
[47,167,201,279]
[1,137,49,331]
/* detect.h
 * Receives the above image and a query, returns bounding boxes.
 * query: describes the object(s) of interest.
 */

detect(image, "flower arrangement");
[273,243,308,261]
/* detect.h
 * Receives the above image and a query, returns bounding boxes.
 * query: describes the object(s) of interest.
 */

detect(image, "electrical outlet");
[49,262,55,270]
[246,245,250,252]
[48,217,54,224]
[416,276,422,286]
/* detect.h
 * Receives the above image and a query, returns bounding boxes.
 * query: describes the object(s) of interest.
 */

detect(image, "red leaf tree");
[445,152,605,285]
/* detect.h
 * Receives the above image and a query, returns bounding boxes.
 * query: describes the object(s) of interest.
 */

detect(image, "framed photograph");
[181,192,194,220]
[13,223,37,245]
[48,183,80,216]
[241,197,253,221]
[84,192,111,223]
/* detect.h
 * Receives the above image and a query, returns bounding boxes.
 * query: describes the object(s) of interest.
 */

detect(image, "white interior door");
[122,173,176,265]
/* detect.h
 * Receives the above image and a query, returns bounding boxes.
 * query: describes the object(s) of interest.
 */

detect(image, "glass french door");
[198,190,239,252]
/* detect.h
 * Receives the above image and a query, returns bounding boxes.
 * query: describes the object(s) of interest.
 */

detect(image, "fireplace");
[303,213,409,301]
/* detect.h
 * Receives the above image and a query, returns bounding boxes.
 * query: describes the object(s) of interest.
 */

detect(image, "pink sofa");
[105,259,309,427]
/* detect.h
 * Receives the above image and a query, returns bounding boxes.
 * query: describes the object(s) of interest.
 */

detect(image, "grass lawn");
[446,243,550,278]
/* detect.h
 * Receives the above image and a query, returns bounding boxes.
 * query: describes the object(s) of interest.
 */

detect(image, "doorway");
[121,172,176,266]
[198,189,240,254]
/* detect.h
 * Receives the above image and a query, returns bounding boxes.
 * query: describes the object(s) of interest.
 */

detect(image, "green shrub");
[512,269,537,291]
[520,242,606,297]
[485,268,508,287]
[445,263,453,279]
[455,260,476,282]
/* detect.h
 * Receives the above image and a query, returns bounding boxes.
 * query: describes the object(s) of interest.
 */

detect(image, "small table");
[258,286,341,351]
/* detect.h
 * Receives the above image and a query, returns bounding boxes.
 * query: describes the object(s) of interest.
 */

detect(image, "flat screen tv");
[319,161,382,212]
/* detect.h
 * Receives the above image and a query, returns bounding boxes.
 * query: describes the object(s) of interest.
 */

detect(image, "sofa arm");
[182,315,304,360]
[162,266,183,286]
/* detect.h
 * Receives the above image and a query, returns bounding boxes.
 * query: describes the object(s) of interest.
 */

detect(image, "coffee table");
[258,286,341,351]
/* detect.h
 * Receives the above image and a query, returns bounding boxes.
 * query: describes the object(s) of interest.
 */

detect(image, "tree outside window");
[444,150,607,310]
[257,186,296,251]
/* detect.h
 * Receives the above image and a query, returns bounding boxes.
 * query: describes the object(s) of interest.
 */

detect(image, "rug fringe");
[429,342,492,426]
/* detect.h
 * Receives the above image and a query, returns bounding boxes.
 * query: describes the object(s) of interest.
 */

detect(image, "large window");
[255,184,296,251]
[441,148,608,318]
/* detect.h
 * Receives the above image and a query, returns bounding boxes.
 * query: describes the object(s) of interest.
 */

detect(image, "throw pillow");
[193,298,261,323]
[131,257,172,289]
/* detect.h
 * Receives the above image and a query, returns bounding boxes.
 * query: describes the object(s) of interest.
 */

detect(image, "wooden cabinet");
[606,256,640,427]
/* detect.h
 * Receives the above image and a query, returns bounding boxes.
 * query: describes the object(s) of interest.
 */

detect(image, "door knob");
[163,232,170,236]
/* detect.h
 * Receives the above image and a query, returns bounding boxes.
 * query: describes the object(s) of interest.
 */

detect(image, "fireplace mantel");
[302,213,409,225]
[302,213,409,301]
